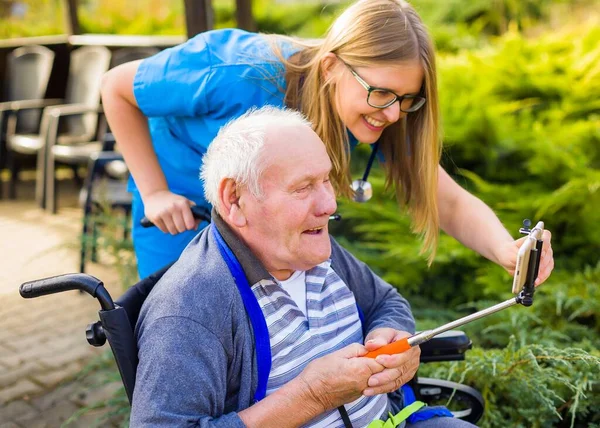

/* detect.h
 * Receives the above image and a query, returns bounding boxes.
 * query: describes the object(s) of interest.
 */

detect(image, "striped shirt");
[252,260,389,428]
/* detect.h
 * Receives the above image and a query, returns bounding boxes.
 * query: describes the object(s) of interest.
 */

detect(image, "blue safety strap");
[402,384,454,424]
[356,304,366,336]
[212,226,272,402]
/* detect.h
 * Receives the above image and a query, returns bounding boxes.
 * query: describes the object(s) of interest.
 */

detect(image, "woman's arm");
[437,165,554,285]
[101,61,197,234]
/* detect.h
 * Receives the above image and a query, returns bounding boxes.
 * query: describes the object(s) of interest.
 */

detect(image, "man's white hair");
[200,106,313,213]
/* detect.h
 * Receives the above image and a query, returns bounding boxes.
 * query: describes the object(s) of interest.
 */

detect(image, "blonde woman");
[101,0,553,282]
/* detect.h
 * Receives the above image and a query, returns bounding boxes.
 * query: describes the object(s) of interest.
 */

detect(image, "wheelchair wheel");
[414,377,484,424]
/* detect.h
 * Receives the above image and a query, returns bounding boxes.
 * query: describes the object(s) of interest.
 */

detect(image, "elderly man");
[131,107,475,428]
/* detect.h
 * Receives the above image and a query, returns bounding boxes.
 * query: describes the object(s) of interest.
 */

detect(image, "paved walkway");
[0,178,126,427]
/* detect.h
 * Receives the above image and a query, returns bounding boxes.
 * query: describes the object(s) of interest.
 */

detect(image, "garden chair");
[4,45,111,211]
[43,45,112,213]
[0,45,55,200]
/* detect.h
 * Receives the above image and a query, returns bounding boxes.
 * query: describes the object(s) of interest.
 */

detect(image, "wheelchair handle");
[140,205,212,228]
[20,274,115,311]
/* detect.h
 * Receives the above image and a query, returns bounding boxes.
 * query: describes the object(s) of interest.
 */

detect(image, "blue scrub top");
[132,28,295,202]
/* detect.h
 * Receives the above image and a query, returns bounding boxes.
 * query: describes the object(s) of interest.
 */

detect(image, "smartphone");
[512,236,534,293]
[512,221,545,293]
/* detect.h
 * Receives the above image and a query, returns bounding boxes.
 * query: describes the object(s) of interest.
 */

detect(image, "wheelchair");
[20,267,484,425]
[20,205,484,425]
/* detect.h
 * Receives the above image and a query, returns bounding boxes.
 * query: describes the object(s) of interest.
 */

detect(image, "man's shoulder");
[138,229,242,327]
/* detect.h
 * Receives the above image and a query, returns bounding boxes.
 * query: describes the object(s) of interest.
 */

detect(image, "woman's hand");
[143,190,200,234]
[296,343,385,412]
[363,328,420,396]
[496,230,554,286]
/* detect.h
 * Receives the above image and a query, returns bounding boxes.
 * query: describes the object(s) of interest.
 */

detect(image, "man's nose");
[317,183,337,216]
[382,101,401,124]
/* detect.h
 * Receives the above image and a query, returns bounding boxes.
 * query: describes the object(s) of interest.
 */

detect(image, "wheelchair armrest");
[419,330,472,363]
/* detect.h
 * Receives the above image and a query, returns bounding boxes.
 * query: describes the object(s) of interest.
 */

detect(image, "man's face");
[238,124,337,280]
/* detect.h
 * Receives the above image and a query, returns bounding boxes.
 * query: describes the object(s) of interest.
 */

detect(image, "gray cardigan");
[130,216,415,427]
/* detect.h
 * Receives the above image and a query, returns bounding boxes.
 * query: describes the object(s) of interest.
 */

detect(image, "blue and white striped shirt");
[253,260,389,427]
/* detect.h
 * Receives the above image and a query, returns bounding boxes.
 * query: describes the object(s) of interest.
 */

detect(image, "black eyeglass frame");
[340,60,427,112]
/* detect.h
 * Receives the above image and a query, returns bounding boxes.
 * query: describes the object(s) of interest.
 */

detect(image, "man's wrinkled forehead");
[260,124,332,183]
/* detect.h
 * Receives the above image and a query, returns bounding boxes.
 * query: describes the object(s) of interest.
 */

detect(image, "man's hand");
[363,328,420,396]
[496,230,554,286]
[296,343,385,412]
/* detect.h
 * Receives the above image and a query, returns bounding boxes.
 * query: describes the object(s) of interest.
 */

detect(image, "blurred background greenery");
[2,0,599,427]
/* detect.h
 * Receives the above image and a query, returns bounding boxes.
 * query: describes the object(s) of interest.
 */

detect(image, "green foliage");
[333,21,600,425]
[0,0,64,38]
[420,338,600,428]
[78,0,186,35]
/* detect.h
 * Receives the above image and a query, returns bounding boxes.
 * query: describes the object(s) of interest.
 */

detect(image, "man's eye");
[296,185,310,192]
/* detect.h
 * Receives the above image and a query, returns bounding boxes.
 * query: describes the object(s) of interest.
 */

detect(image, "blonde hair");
[268,0,441,263]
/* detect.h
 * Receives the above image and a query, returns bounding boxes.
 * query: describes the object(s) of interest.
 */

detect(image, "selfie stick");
[366,220,545,359]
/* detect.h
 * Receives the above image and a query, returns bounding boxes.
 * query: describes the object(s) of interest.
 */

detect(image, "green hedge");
[334,22,600,427]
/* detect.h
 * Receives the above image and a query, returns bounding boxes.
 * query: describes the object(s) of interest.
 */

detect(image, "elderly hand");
[143,190,200,234]
[497,229,554,286]
[296,343,385,412]
[363,328,420,396]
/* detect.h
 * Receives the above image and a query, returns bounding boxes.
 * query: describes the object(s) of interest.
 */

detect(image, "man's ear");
[218,179,247,228]
[320,52,339,83]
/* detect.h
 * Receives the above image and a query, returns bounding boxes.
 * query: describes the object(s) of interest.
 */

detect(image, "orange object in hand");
[365,337,412,358]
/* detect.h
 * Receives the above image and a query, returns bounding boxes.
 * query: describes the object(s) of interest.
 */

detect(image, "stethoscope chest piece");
[351,179,372,203]
[351,141,379,203]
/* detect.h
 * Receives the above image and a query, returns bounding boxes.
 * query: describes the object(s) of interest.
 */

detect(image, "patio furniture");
[0,45,55,199]
[43,45,112,213]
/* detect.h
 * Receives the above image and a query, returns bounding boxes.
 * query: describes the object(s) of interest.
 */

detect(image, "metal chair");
[43,46,112,213]
[0,45,55,200]
[3,45,111,211]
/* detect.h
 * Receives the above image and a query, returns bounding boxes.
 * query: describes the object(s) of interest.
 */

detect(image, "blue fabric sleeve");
[133,33,213,118]
[329,237,415,335]
[130,316,246,427]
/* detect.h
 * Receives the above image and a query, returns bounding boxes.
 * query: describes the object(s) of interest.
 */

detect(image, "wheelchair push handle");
[20,273,115,311]
[140,205,212,228]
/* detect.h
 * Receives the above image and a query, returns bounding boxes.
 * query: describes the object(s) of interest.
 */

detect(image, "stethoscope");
[351,141,379,203]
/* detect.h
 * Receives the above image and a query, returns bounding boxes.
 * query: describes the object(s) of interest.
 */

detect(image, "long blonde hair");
[270,0,441,262]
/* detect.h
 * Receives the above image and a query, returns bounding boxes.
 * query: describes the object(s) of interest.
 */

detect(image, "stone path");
[0,179,127,427]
